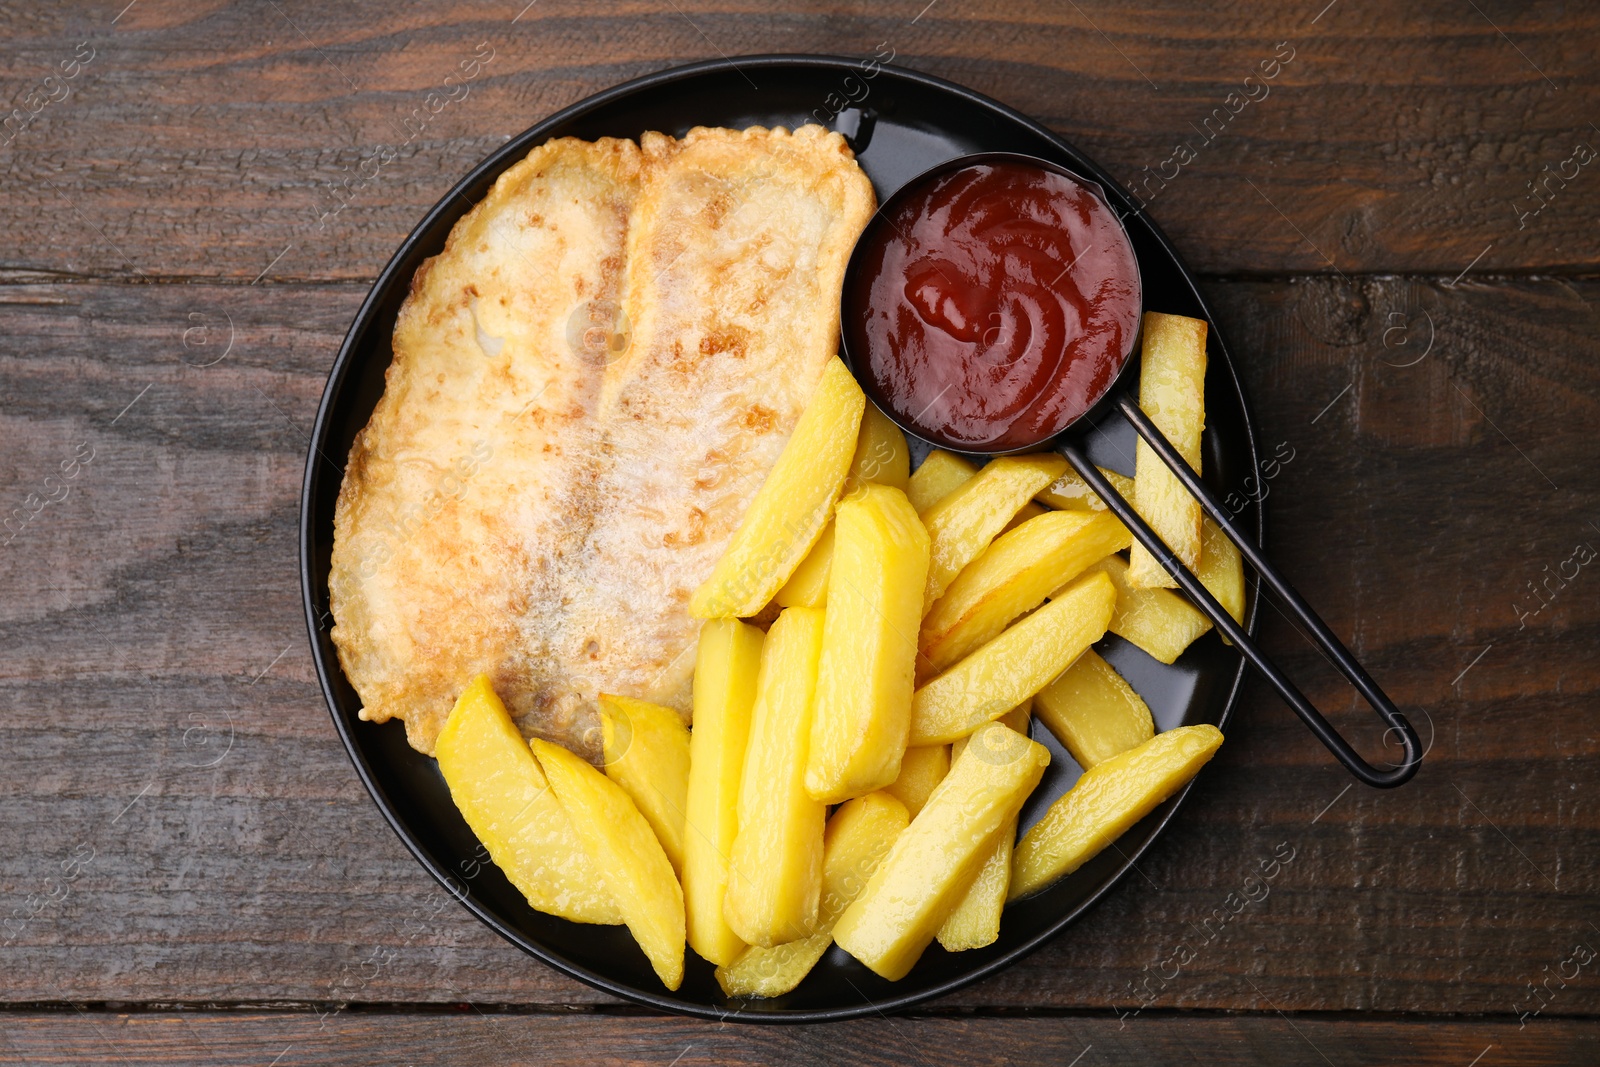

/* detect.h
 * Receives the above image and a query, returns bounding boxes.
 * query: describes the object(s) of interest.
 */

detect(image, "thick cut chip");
[724,607,828,947]
[1011,724,1223,899]
[936,821,1015,952]
[1128,312,1208,587]
[778,408,916,612]
[936,705,1032,951]
[598,694,691,875]
[1070,555,1211,664]
[532,740,686,990]
[1033,650,1153,769]
[920,510,1132,677]
[683,618,765,966]
[1004,500,1048,533]
[907,450,979,513]
[435,676,621,925]
[1197,516,1246,626]
[845,402,911,493]
[331,126,875,758]
[1038,466,1138,512]
[805,485,931,804]
[884,744,950,818]
[691,358,866,618]
[919,454,1069,607]
[909,571,1115,746]
[715,792,908,998]
[833,722,1050,980]
[773,521,834,610]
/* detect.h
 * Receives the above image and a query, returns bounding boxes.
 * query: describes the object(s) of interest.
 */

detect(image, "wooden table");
[3,2,1597,1062]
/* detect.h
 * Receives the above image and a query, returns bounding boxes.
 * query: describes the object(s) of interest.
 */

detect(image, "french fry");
[1196,516,1246,626]
[1010,724,1223,899]
[1037,466,1138,512]
[845,402,911,493]
[598,694,691,876]
[805,485,930,804]
[1071,555,1211,664]
[1128,312,1208,588]
[884,744,950,818]
[920,510,1132,677]
[724,607,828,947]
[907,450,979,513]
[909,570,1115,746]
[773,521,834,609]
[920,453,1069,607]
[691,357,865,618]
[715,792,909,998]
[531,739,686,990]
[683,618,765,967]
[1033,650,1153,769]
[435,676,622,925]
[936,704,1032,951]
[833,722,1050,980]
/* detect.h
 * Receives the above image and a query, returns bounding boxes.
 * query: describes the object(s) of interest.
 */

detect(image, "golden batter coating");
[330,125,875,757]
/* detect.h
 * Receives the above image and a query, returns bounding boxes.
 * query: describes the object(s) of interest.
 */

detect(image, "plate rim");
[299,51,1263,1023]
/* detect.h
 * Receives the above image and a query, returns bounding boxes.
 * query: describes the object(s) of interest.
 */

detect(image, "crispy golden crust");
[330,125,874,757]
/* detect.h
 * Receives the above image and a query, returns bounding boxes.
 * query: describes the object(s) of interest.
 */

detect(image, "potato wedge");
[1037,465,1137,512]
[833,722,1050,980]
[884,744,950,818]
[937,705,1032,951]
[725,607,828,947]
[1197,516,1246,626]
[1033,650,1153,769]
[907,450,978,513]
[920,453,1070,607]
[909,570,1115,746]
[920,510,1132,677]
[845,402,911,493]
[773,521,834,609]
[1072,554,1211,664]
[1010,724,1223,899]
[1128,312,1208,588]
[805,485,930,804]
[715,792,909,998]
[683,618,765,966]
[435,676,621,925]
[598,694,691,875]
[531,739,686,990]
[691,357,866,618]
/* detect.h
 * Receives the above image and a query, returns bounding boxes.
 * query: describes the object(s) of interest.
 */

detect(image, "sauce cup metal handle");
[1061,394,1423,788]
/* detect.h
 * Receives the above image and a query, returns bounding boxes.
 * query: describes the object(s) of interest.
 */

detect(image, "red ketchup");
[846,160,1141,451]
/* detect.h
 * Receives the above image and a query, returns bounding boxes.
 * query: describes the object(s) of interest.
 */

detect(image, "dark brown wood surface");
[3,1,1597,1063]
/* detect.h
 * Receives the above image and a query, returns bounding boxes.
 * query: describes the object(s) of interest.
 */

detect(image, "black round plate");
[300,54,1262,1022]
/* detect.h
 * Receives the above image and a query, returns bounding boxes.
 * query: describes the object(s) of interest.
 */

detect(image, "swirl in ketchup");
[845,159,1141,451]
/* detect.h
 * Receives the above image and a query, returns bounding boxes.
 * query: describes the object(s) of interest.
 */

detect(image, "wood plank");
[1,276,1596,1013]
[0,1011,1595,1066]
[0,1,1596,281]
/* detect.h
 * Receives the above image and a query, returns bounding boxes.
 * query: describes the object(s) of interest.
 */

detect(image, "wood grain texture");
[4,3,1599,1052]
[2,277,1595,1016]
[0,1,1596,281]
[0,1011,1596,1066]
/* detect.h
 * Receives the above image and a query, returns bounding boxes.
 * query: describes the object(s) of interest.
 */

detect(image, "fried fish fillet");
[330,125,875,758]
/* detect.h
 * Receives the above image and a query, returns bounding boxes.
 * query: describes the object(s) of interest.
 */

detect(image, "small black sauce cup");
[838,151,1144,457]
[838,151,1423,789]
